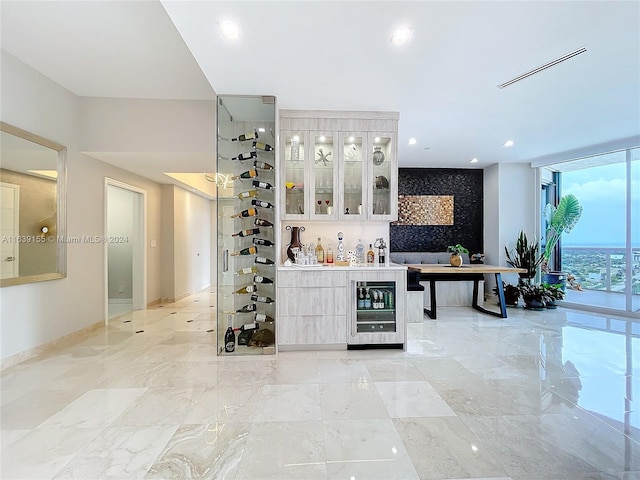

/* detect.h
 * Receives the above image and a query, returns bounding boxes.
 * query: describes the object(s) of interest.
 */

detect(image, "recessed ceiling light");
[374,137,381,143]
[408,138,417,145]
[258,127,266,133]
[348,136,354,142]
[470,158,479,163]
[391,26,413,45]
[503,140,515,147]
[319,135,326,142]
[292,135,299,141]
[219,20,240,41]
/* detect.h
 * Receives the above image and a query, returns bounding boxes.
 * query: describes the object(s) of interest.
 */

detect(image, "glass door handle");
[223,249,228,272]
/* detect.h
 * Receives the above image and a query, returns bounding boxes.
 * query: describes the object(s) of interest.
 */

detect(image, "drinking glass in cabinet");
[342,135,363,216]
[313,134,335,216]
[284,132,305,215]
[371,136,392,216]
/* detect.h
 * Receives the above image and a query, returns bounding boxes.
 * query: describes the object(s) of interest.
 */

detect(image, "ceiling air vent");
[497,47,587,89]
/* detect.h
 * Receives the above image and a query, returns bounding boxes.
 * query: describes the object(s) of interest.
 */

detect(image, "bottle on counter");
[232,228,260,238]
[367,244,375,264]
[232,130,257,142]
[355,239,365,264]
[378,244,386,264]
[232,151,258,161]
[315,237,325,263]
[326,244,334,264]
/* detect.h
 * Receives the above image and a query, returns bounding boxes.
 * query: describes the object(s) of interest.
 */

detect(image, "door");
[1,182,19,279]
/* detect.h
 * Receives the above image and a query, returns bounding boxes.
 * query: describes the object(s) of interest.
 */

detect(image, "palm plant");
[543,194,583,266]
[505,231,544,280]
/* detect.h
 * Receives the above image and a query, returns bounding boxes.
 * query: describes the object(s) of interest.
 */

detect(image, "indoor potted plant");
[447,244,469,267]
[543,284,565,308]
[542,194,583,290]
[493,282,520,307]
[520,283,550,310]
[504,231,544,282]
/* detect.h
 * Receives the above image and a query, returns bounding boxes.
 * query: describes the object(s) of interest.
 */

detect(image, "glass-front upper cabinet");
[310,133,337,219]
[282,131,308,219]
[339,133,365,220]
[368,133,396,220]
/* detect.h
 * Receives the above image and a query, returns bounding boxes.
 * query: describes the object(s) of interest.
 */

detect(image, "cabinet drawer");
[278,286,346,316]
[279,270,347,288]
[278,315,346,345]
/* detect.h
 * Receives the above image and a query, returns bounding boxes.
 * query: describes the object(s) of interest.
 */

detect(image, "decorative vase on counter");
[285,225,305,262]
[449,254,463,267]
[372,146,385,165]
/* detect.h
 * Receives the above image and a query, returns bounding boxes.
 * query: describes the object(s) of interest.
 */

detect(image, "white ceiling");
[2,0,639,177]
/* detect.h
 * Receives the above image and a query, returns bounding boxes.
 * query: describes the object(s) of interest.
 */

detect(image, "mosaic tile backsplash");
[395,195,454,225]
[391,168,483,253]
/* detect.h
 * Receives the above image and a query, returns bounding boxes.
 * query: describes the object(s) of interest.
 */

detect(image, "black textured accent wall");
[391,168,483,253]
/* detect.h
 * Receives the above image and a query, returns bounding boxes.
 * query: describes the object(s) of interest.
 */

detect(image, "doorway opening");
[105,179,146,323]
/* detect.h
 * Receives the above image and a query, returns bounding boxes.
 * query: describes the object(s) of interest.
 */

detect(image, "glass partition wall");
[217,95,277,355]
[544,146,639,316]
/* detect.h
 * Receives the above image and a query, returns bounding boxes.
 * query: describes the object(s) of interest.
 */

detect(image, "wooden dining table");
[405,264,527,319]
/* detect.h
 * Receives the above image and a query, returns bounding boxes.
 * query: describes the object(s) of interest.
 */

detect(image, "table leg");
[423,279,437,319]
[472,273,508,318]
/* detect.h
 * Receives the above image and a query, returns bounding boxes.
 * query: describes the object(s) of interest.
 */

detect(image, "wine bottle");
[224,326,235,352]
[254,218,274,227]
[232,130,257,142]
[236,322,259,332]
[250,294,274,304]
[315,237,325,263]
[253,275,274,284]
[231,169,258,180]
[237,190,259,200]
[232,151,258,161]
[232,228,260,238]
[254,256,275,265]
[253,160,274,170]
[367,244,375,264]
[236,303,257,313]
[358,288,365,309]
[231,246,257,256]
[231,208,258,218]
[235,266,259,275]
[364,288,372,309]
[252,141,274,151]
[251,199,274,209]
[252,238,274,247]
[233,285,256,295]
[252,180,274,190]
[255,313,275,323]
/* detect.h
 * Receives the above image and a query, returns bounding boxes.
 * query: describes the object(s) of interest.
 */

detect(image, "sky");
[559,158,639,248]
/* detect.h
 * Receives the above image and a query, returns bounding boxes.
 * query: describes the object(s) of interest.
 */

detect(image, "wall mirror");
[1,122,67,287]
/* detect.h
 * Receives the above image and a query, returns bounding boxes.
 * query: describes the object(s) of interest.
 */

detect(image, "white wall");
[483,163,537,291]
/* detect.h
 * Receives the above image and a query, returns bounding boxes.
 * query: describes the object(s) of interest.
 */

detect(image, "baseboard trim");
[1,320,104,371]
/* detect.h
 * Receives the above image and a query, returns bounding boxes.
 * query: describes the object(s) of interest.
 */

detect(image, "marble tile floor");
[1,290,639,480]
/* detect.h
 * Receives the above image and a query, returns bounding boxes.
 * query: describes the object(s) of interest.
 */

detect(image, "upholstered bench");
[390,252,484,315]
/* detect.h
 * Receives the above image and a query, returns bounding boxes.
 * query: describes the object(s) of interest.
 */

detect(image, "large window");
[544,147,639,315]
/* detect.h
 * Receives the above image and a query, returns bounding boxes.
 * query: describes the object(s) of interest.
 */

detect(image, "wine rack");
[217,96,277,356]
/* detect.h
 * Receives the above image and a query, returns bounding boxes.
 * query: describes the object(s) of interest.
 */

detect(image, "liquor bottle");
[231,246,257,256]
[254,218,274,228]
[253,160,274,170]
[372,290,379,309]
[253,275,274,284]
[255,256,275,265]
[231,169,258,180]
[232,151,258,161]
[250,294,274,304]
[236,303,257,313]
[251,199,274,209]
[355,239,365,264]
[255,313,275,323]
[232,130,257,142]
[224,325,235,352]
[367,244,375,264]
[326,244,334,264]
[237,190,259,200]
[358,288,365,309]
[232,228,260,238]
[232,285,256,295]
[364,288,372,309]
[252,237,274,247]
[231,208,258,218]
[378,245,386,264]
[235,266,259,275]
[252,141,274,151]
[315,237,325,263]
[252,180,274,190]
